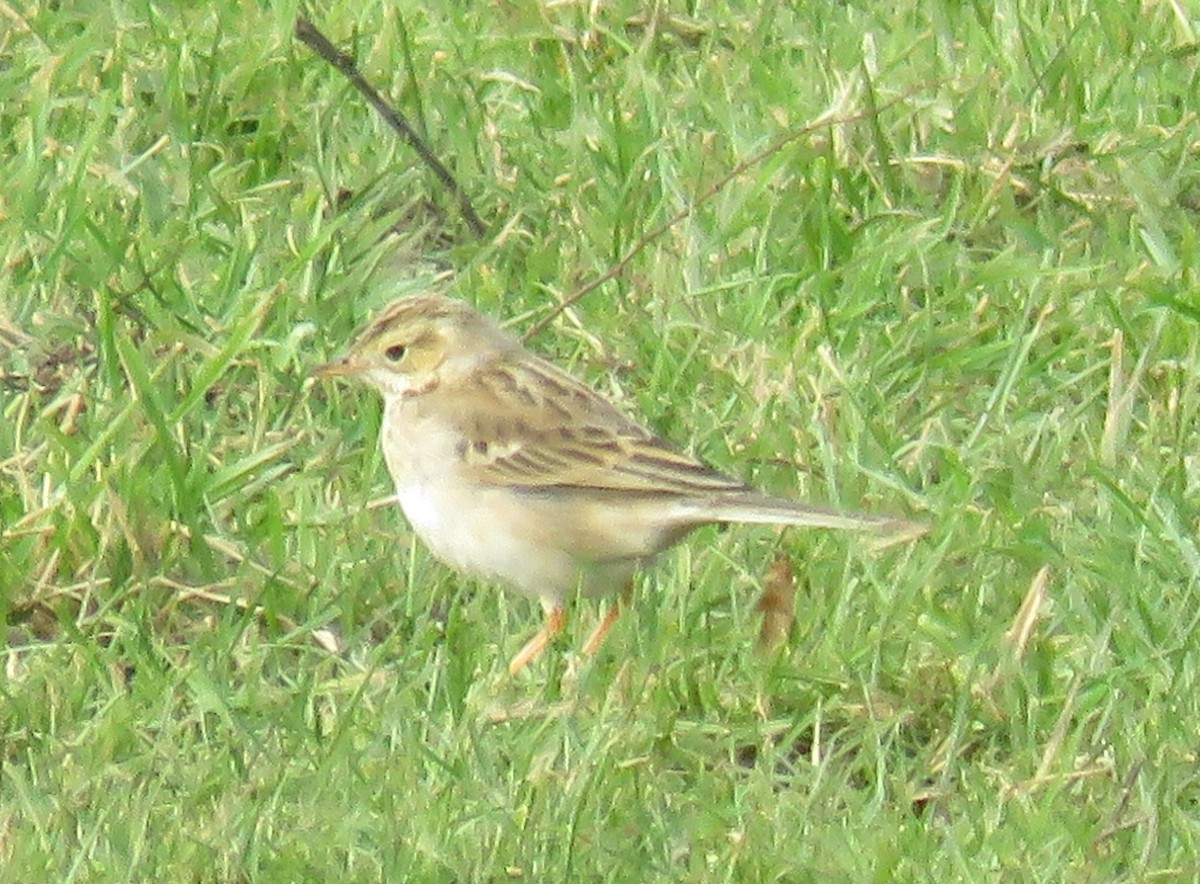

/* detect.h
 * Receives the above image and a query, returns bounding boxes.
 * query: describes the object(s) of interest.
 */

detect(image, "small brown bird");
[318,293,918,674]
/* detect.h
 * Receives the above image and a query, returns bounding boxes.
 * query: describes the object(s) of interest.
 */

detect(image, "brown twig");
[521,93,911,342]
[294,16,488,238]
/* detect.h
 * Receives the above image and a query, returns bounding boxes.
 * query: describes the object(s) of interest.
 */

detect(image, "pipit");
[317,293,918,674]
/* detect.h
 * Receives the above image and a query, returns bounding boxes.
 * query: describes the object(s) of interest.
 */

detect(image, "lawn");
[2,0,1198,879]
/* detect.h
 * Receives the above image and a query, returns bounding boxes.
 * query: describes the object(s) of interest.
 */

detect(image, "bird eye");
[384,344,407,362]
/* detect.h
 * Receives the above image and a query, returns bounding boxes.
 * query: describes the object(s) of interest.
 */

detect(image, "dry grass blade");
[1004,565,1051,659]
[0,309,30,352]
[756,553,796,653]
[866,519,930,551]
[1101,315,1166,466]
[975,566,1051,714]
[1001,676,1097,799]
[158,577,344,656]
[1101,328,1128,466]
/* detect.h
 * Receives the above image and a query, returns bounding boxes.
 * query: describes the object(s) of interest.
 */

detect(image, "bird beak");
[312,356,358,379]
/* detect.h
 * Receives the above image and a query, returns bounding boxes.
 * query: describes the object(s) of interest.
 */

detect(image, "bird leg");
[508,604,567,676]
[581,581,633,658]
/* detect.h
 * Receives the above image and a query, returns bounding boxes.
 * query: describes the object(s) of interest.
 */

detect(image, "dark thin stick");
[295,16,488,238]
[522,94,910,341]
[1093,759,1145,848]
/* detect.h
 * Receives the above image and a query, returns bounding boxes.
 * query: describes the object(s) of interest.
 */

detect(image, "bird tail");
[692,492,923,537]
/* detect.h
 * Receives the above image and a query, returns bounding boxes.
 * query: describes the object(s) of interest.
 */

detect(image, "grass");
[2,0,1198,879]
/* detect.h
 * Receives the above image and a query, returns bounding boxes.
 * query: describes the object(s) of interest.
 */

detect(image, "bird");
[316,293,919,674]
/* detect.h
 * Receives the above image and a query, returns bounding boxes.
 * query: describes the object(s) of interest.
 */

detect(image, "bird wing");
[433,355,751,497]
